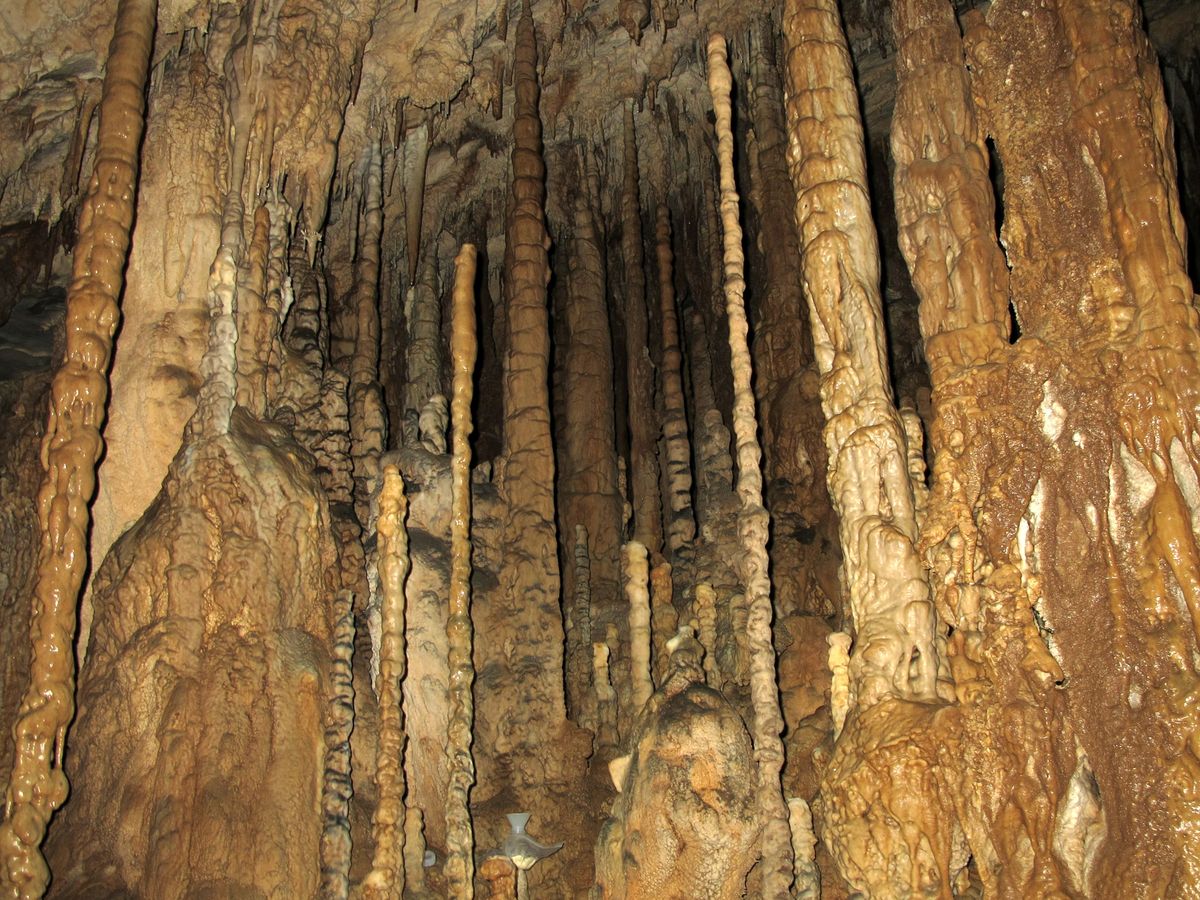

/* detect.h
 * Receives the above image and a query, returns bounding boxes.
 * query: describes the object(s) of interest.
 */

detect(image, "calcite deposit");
[1,0,1198,897]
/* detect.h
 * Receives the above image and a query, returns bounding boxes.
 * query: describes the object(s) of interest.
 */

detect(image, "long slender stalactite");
[444,243,478,897]
[654,206,695,565]
[350,139,387,528]
[0,1,157,891]
[622,104,663,557]
[706,33,793,898]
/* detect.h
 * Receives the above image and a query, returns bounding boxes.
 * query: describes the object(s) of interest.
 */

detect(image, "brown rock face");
[593,669,759,898]
[46,411,338,897]
[1,0,1198,895]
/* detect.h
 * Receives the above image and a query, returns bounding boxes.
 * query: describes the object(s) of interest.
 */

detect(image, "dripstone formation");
[1,0,1198,896]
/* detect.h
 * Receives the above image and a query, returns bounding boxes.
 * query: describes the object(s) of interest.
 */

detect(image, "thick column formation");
[444,244,478,897]
[363,465,410,898]
[0,1,157,891]
[624,540,653,713]
[558,163,622,729]
[781,0,944,711]
[706,34,793,898]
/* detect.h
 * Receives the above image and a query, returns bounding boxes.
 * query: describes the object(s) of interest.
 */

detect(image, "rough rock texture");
[593,636,759,899]
[1,0,1198,896]
[45,411,339,898]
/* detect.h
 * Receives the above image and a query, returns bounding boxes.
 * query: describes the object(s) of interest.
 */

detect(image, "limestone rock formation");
[0,0,1197,896]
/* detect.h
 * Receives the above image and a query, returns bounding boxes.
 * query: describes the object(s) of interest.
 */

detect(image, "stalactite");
[622,104,663,556]
[624,540,653,713]
[404,807,429,896]
[405,251,442,445]
[781,0,946,712]
[570,525,596,732]
[235,204,272,417]
[349,139,387,528]
[827,631,851,739]
[444,243,478,899]
[405,120,431,287]
[363,464,410,899]
[654,206,696,563]
[263,192,293,412]
[706,33,793,897]
[0,1,156,891]
[558,156,622,733]
[619,0,650,45]
[649,559,676,684]
[190,73,255,441]
[319,588,356,899]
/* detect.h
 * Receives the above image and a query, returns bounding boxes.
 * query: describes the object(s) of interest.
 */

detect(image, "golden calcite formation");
[706,33,793,897]
[319,587,356,899]
[363,464,410,899]
[0,1,156,892]
[444,243,479,897]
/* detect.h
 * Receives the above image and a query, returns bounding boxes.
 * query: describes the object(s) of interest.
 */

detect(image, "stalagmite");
[570,525,596,732]
[622,104,663,556]
[624,541,653,713]
[349,140,387,528]
[781,0,944,710]
[403,807,429,896]
[444,243,478,898]
[363,464,410,899]
[319,589,356,899]
[593,642,619,751]
[649,560,676,684]
[653,206,696,562]
[694,582,721,690]
[787,797,820,899]
[0,1,157,891]
[706,33,793,897]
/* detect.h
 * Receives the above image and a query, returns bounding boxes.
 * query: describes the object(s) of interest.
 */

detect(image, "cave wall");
[0,0,1198,897]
